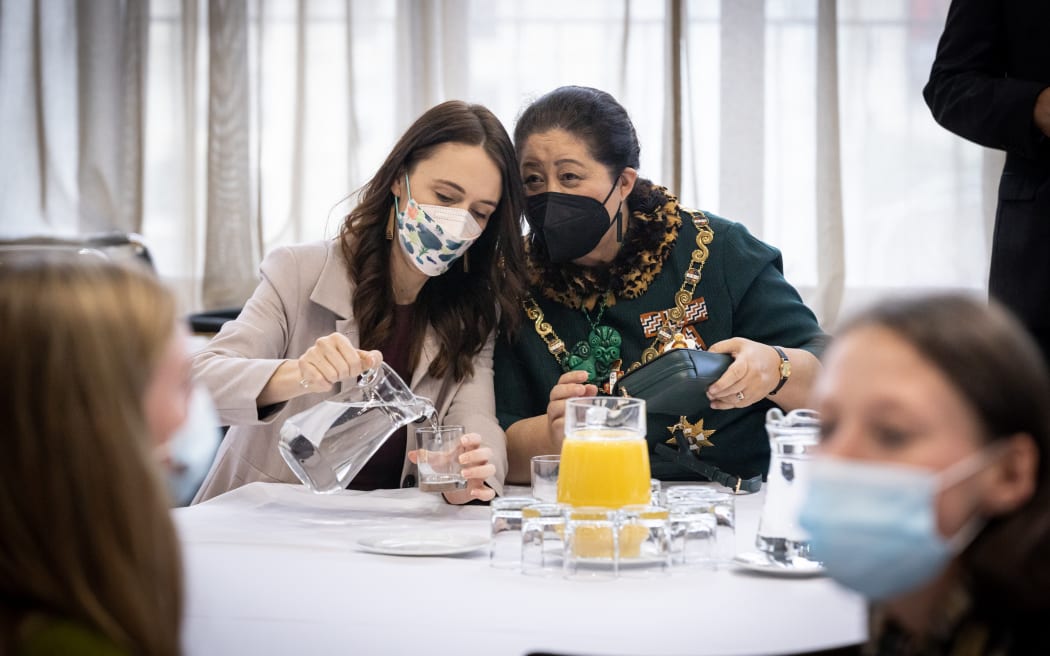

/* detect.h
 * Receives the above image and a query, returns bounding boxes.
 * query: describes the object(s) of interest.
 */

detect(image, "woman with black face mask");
[495,86,828,486]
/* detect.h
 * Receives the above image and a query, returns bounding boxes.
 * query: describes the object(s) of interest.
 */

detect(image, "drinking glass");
[489,496,536,568]
[563,507,620,581]
[663,487,736,566]
[558,397,649,509]
[668,498,718,566]
[710,494,736,565]
[530,455,560,503]
[649,478,662,506]
[416,425,466,493]
[618,505,671,577]
[663,485,724,503]
[520,502,566,576]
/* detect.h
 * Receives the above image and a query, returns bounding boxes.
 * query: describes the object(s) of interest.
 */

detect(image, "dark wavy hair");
[514,85,666,215]
[841,294,1050,615]
[340,101,527,382]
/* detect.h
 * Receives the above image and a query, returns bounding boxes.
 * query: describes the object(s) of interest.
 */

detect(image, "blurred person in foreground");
[800,294,1050,655]
[0,258,188,655]
[924,0,1050,366]
[191,101,527,503]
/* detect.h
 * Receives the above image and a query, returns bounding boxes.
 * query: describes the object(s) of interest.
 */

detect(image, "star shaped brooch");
[666,416,716,453]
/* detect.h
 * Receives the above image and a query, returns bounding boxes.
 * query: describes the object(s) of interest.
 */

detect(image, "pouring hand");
[547,370,598,449]
[257,336,382,406]
[297,332,382,391]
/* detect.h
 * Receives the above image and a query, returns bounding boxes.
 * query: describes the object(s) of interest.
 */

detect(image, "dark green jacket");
[495,209,828,481]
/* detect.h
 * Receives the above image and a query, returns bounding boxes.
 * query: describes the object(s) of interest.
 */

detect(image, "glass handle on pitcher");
[357,367,378,386]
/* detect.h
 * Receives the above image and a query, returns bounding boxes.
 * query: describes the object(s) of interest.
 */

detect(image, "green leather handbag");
[613,348,732,416]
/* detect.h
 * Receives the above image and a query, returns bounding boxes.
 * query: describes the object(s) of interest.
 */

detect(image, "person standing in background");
[923,0,1050,364]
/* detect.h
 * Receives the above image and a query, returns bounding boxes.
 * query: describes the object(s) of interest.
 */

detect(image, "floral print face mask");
[394,173,483,277]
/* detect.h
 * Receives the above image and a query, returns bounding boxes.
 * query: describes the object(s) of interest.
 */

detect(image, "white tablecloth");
[175,482,865,656]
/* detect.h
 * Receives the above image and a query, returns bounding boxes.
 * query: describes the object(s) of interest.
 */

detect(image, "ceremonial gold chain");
[523,210,713,375]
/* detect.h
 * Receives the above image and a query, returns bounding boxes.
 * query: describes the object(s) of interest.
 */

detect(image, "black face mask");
[525,180,622,263]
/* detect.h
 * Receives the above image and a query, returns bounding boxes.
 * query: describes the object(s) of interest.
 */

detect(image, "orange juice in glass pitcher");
[557,397,651,557]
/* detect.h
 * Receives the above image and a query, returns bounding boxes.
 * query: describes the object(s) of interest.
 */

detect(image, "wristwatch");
[770,346,791,395]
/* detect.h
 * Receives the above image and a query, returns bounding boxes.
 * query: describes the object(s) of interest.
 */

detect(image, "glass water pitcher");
[278,363,436,493]
[755,408,821,562]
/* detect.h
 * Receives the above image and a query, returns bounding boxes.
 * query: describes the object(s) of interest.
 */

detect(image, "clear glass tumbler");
[521,502,566,576]
[530,455,560,503]
[489,496,536,568]
[416,425,466,493]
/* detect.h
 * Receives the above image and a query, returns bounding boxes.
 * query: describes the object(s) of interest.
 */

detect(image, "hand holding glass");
[416,425,466,493]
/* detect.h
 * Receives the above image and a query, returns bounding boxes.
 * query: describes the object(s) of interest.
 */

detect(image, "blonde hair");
[0,257,183,655]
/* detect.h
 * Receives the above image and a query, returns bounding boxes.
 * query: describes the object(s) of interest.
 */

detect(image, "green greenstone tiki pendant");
[568,325,622,384]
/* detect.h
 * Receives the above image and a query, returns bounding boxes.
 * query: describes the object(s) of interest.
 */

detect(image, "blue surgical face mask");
[798,449,990,601]
[162,385,222,506]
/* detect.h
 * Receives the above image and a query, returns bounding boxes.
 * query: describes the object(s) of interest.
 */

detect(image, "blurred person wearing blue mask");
[799,295,1050,655]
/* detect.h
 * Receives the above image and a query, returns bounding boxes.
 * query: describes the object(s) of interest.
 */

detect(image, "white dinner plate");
[356,531,488,557]
[732,551,826,578]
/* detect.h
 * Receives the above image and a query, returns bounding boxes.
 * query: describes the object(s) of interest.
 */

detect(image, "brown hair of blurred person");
[0,257,183,655]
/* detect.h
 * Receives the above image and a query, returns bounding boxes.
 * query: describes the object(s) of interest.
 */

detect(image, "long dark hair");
[341,101,527,382]
[514,85,666,214]
[841,294,1050,614]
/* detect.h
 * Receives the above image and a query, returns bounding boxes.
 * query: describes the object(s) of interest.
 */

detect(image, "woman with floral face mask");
[192,101,527,503]
[800,295,1050,655]
[495,86,827,486]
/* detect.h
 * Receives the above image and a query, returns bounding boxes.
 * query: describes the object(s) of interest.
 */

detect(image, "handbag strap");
[655,432,763,494]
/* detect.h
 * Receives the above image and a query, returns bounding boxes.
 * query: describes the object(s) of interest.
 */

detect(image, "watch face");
[781,361,792,377]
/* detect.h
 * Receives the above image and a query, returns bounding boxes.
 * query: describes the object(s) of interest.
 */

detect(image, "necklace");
[523,210,713,387]
[564,296,622,384]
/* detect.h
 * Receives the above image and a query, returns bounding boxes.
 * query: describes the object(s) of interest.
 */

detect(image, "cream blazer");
[191,239,507,503]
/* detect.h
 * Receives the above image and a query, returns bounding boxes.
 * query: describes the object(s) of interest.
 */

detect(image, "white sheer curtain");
[1,0,148,238]
[1,0,991,326]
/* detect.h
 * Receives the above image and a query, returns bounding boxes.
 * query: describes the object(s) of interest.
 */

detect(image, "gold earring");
[385,205,395,240]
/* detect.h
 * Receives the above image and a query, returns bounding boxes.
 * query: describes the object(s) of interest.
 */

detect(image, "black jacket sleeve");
[922,0,1049,160]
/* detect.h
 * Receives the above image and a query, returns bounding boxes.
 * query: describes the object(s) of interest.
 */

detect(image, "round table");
[175,482,866,655]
